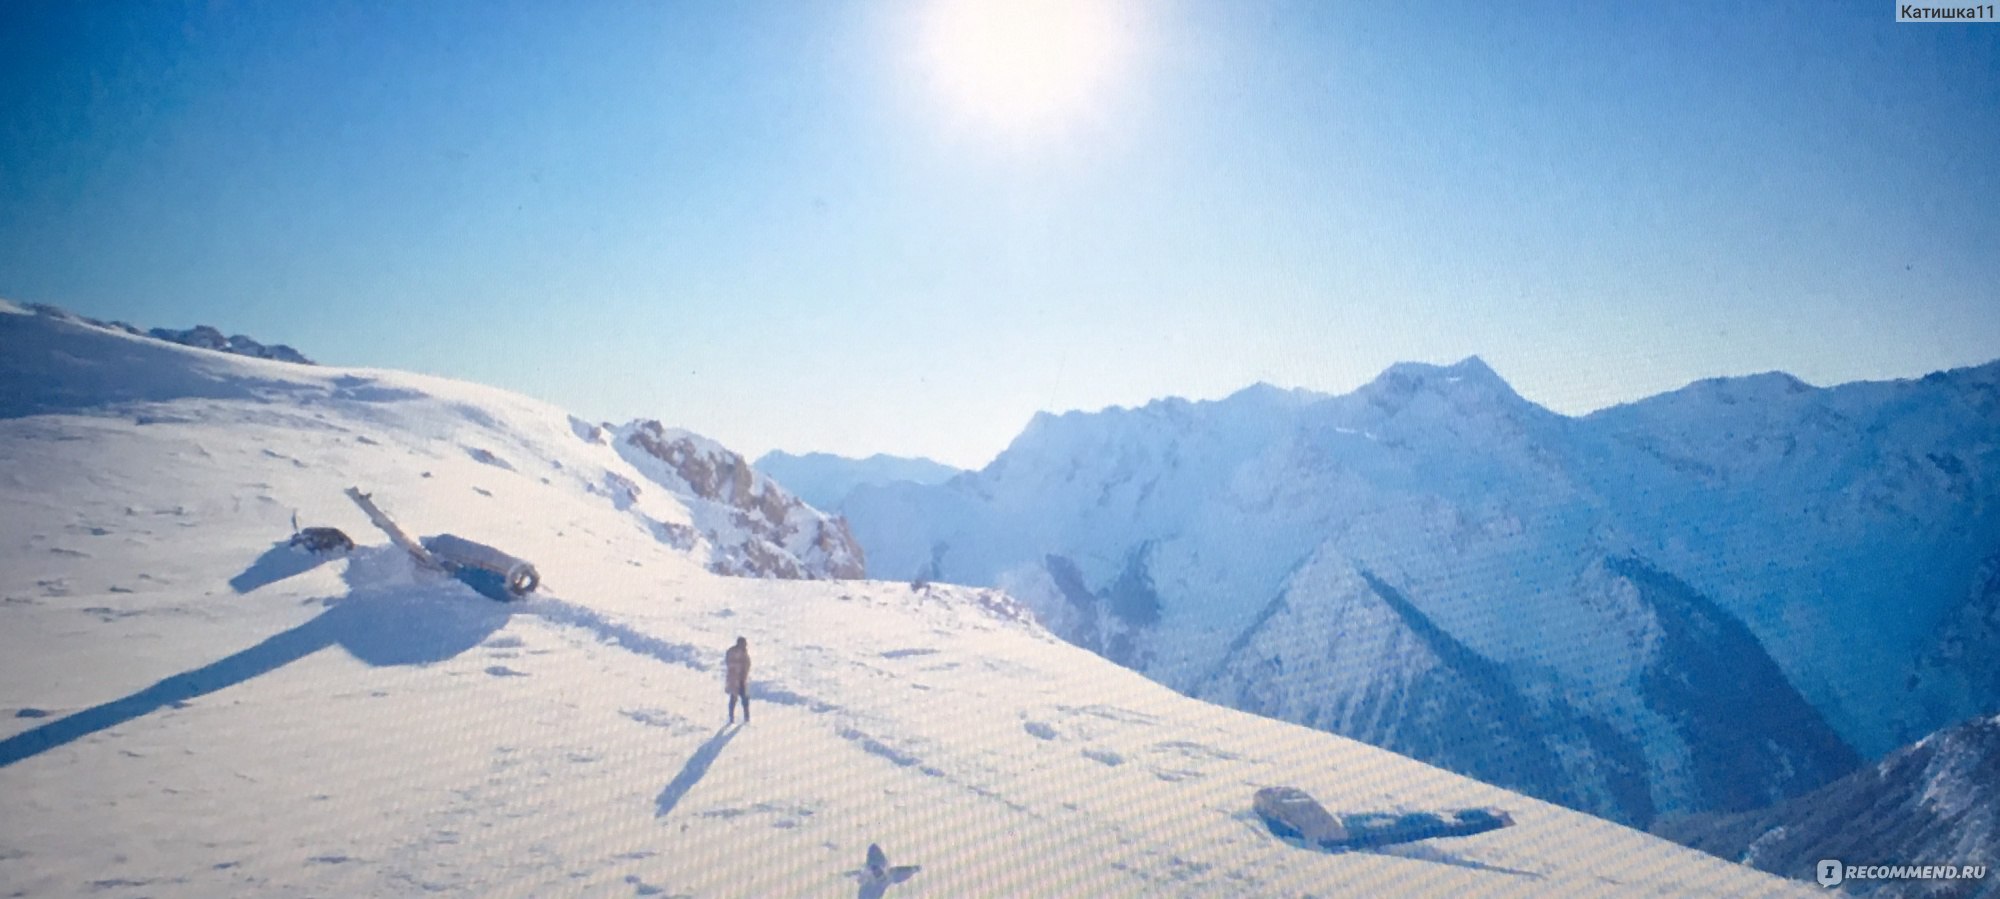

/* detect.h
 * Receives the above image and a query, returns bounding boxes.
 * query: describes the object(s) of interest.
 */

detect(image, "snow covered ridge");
[0,300,855,582]
[1652,713,2000,894]
[612,421,867,580]
[842,353,2000,831]
[12,299,314,364]
[0,303,1808,896]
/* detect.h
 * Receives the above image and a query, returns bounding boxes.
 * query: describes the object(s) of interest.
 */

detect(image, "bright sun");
[918,0,1134,134]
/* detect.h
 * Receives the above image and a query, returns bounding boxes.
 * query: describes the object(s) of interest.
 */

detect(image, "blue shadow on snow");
[654,724,740,818]
[0,586,510,768]
[229,542,337,594]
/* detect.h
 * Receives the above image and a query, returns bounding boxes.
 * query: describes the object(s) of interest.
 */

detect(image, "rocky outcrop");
[614,421,865,580]
[23,303,315,365]
[146,325,313,364]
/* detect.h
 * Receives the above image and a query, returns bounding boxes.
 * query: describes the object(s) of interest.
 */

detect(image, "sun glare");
[918,0,1133,135]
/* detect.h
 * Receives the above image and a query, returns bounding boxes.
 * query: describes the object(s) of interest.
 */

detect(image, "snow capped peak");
[842,345,2000,838]
[992,383,1327,480]
[1687,371,1815,404]
[1221,380,1328,407]
[1356,355,1528,411]
[1382,355,1504,383]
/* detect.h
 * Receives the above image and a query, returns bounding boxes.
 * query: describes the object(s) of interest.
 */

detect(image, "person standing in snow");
[725,637,751,724]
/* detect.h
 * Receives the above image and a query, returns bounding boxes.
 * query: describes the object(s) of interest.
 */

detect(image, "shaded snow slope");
[1653,714,2000,896]
[752,451,963,514]
[0,306,1803,896]
[1583,364,2000,755]
[844,356,1998,827]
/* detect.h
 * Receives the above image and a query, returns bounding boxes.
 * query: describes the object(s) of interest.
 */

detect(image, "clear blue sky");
[3,0,1995,468]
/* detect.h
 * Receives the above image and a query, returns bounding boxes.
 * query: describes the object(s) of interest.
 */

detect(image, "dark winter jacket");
[724,640,750,695]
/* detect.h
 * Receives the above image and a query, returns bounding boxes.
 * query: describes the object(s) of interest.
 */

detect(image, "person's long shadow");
[1369,842,1544,879]
[654,724,740,819]
[0,549,511,768]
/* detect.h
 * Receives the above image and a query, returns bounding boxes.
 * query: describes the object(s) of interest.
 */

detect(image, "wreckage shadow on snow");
[0,586,510,768]
[1252,814,1543,880]
[229,543,339,594]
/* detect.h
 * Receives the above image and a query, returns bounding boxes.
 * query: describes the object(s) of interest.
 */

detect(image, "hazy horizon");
[20,294,1999,471]
[5,1,1996,469]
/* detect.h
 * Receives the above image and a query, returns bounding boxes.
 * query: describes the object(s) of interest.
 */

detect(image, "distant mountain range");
[838,355,2000,830]
[752,450,963,512]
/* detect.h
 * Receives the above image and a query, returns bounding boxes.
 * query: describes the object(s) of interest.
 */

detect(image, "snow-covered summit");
[843,352,2000,831]
[1354,356,1527,409]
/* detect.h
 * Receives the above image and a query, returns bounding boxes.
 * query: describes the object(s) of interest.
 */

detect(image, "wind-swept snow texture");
[0,302,1804,896]
[844,357,2000,828]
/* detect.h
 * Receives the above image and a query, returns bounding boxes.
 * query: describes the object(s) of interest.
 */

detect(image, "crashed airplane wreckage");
[344,487,541,600]
[1253,786,1514,851]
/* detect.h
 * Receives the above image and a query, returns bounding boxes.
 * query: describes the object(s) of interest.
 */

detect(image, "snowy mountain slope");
[1583,366,2000,756]
[1652,714,2000,896]
[0,303,1808,897]
[752,451,962,513]
[1196,555,1646,823]
[842,356,1997,827]
[0,302,857,582]
[1907,548,2000,749]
